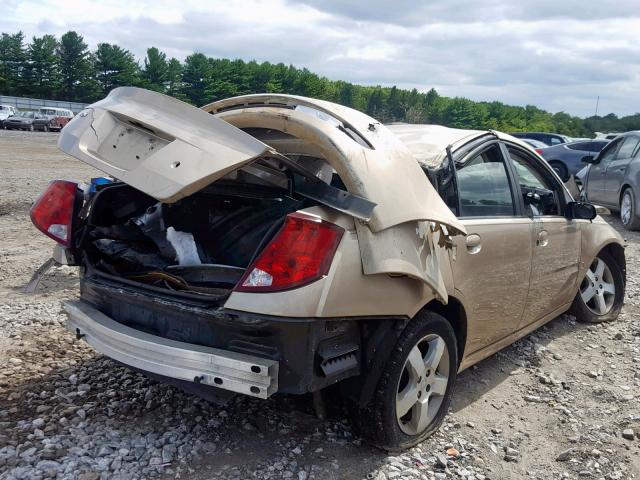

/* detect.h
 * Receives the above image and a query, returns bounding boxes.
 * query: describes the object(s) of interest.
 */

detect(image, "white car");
[0,104,17,127]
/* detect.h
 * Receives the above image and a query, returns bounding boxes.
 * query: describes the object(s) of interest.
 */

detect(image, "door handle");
[465,233,482,254]
[537,230,549,247]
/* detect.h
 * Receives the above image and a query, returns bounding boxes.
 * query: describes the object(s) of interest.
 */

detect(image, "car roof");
[385,123,532,168]
[512,131,565,136]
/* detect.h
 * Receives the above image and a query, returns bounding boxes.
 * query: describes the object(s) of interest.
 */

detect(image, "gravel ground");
[0,129,639,480]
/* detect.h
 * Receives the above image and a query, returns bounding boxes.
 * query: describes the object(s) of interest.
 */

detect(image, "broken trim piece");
[64,300,279,398]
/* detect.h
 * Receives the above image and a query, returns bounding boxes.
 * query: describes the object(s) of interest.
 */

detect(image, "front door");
[507,145,581,327]
[604,135,640,205]
[586,137,623,206]
[449,142,534,354]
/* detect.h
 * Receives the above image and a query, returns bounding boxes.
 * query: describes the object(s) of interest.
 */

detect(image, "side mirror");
[581,155,597,164]
[568,201,597,220]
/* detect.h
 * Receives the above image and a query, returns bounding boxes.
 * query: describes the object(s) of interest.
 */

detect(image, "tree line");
[1,30,638,137]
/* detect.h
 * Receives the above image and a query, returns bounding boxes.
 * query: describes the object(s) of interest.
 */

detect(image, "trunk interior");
[81,176,312,298]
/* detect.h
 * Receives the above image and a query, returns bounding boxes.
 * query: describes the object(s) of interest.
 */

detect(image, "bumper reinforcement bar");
[63,300,279,398]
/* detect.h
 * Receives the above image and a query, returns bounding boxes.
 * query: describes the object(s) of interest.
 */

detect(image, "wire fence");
[0,95,88,114]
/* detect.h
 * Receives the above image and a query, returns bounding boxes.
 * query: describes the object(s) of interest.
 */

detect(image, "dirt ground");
[0,129,638,480]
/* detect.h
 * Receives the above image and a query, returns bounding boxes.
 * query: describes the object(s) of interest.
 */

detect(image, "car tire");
[620,188,640,230]
[570,250,624,324]
[356,311,457,451]
[549,161,568,182]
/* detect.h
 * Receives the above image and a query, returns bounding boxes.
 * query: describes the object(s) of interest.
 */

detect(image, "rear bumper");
[63,300,279,399]
[78,273,364,395]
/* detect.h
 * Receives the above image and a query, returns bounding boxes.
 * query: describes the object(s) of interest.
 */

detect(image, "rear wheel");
[620,188,640,230]
[357,311,457,450]
[549,161,568,182]
[570,251,624,323]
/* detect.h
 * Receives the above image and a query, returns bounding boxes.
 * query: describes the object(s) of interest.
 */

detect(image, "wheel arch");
[619,183,633,205]
[422,297,468,367]
[547,159,568,180]
[350,296,468,406]
[599,242,626,286]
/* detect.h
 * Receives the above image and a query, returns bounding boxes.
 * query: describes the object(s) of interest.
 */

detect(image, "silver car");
[581,131,640,229]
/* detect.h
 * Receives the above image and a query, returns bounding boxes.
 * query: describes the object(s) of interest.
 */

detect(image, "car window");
[598,138,623,166]
[590,141,608,152]
[549,137,563,145]
[566,142,590,151]
[455,144,515,218]
[616,137,640,159]
[508,147,562,216]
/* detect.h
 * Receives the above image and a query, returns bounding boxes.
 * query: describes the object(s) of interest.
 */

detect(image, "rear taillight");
[30,180,78,247]
[235,212,344,293]
[535,148,544,154]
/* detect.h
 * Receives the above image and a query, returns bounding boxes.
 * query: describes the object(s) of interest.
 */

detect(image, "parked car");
[36,107,74,131]
[581,131,640,230]
[0,104,17,128]
[595,132,621,140]
[30,88,626,450]
[33,113,59,132]
[536,140,609,181]
[518,138,548,149]
[511,132,571,146]
[3,111,47,131]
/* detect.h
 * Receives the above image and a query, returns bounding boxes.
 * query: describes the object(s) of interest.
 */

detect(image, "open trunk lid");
[58,87,271,203]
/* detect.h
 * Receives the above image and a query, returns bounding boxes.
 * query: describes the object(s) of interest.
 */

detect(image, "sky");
[2,0,639,117]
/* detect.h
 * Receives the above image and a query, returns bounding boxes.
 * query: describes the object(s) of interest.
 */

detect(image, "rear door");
[447,141,534,353]
[586,137,623,206]
[506,144,581,327]
[604,134,640,205]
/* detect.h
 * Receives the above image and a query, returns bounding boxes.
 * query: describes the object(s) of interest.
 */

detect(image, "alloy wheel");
[395,334,450,435]
[621,191,632,225]
[580,257,615,315]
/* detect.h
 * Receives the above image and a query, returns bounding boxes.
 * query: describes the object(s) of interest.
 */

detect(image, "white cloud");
[1,0,639,117]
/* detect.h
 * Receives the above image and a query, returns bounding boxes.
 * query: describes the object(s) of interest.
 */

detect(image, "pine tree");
[57,31,98,102]
[0,32,26,95]
[22,34,60,98]
[142,47,168,92]
[94,43,139,95]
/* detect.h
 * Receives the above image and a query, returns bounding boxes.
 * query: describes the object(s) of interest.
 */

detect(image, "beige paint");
[61,88,465,302]
[58,88,627,373]
[224,206,441,318]
[207,100,466,235]
[453,217,534,354]
[58,87,271,202]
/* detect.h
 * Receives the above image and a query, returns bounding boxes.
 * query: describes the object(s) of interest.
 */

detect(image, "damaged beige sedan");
[30,88,626,450]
